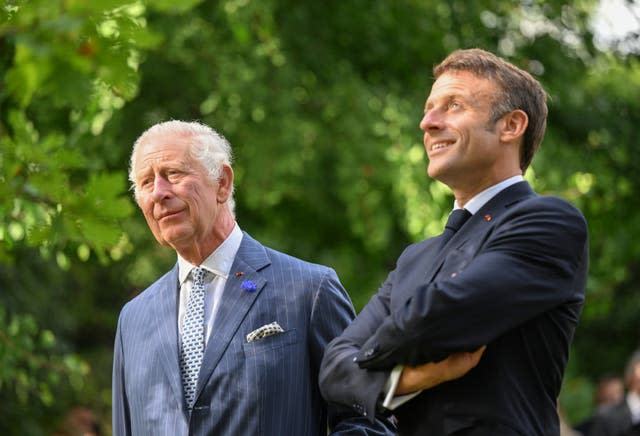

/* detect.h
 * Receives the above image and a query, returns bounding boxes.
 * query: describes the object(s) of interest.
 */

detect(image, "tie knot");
[445,209,472,233]
[191,267,207,285]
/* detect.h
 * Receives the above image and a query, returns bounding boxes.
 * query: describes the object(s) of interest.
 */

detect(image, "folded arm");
[319,269,485,421]
[356,197,588,370]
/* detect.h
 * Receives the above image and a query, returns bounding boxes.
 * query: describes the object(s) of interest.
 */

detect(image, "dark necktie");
[440,208,472,248]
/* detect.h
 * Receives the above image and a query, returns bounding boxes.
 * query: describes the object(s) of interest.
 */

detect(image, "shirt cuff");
[382,365,422,410]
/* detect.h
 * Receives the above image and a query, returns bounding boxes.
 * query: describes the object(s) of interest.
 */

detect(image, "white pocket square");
[246,321,284,343]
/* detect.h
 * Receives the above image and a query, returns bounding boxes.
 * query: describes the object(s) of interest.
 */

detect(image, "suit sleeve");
[112,312,132,436]
[356,196,589,369]
[310,268,397,434]
[318,269,399,425]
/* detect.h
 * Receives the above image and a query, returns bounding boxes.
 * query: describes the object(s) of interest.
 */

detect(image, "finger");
[469,345,487,364]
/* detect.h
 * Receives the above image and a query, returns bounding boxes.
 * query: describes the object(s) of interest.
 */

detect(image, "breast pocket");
[241,328,300,404]
[242,328,298,355]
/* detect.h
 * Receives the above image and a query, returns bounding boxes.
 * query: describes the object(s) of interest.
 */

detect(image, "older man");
[112,120,396,435]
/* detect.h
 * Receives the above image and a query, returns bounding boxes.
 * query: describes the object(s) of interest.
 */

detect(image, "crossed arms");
[319,195,588,420]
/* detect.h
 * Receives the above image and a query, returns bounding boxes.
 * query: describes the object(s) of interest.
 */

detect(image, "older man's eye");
[139,178,152,189]
[167,171,179,181]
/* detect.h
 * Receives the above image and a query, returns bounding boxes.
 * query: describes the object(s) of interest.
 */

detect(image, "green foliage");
[0,307,89,434]
[2,0,640,431]
[0,0,159,265]
[1,0,161,432]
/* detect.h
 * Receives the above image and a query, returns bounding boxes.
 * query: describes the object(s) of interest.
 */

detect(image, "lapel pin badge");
[241,280,257,292]
[235,271,244,277]
[484,214,492,221]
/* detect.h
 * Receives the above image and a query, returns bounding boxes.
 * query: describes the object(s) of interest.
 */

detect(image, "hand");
[395,346,486,395]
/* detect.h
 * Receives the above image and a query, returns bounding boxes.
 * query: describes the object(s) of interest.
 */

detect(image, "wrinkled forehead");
[134,132,194,169]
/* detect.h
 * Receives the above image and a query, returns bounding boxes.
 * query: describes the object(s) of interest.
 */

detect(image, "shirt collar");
[454,175,524,215]
[177,223,243,285]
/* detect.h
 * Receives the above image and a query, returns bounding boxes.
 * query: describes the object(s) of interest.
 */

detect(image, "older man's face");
[133,132,223,254]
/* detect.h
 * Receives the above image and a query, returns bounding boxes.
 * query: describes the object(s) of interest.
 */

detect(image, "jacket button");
[364,347,376,357]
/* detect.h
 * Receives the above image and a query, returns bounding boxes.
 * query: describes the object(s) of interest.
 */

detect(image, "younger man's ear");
[499,109,528,143]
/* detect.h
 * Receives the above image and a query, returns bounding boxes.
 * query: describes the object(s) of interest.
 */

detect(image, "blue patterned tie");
[180,267,207,410]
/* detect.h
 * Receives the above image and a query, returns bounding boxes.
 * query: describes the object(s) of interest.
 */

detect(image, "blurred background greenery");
[2,0,640,434]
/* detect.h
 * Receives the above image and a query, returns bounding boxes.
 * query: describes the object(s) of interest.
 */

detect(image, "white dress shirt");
[177,223,243,344]
[383,175,524,409]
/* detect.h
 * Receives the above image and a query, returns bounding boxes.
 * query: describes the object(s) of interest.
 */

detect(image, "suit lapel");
[424,181,536,283]
[151,266,184,406]
[195,232,270,400]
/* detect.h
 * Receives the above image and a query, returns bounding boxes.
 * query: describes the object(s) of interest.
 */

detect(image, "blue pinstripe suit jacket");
[112,232,395,435]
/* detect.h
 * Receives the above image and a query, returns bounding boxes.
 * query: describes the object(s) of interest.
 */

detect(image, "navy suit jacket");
[320,182,589,436]
[112,232,395,435]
